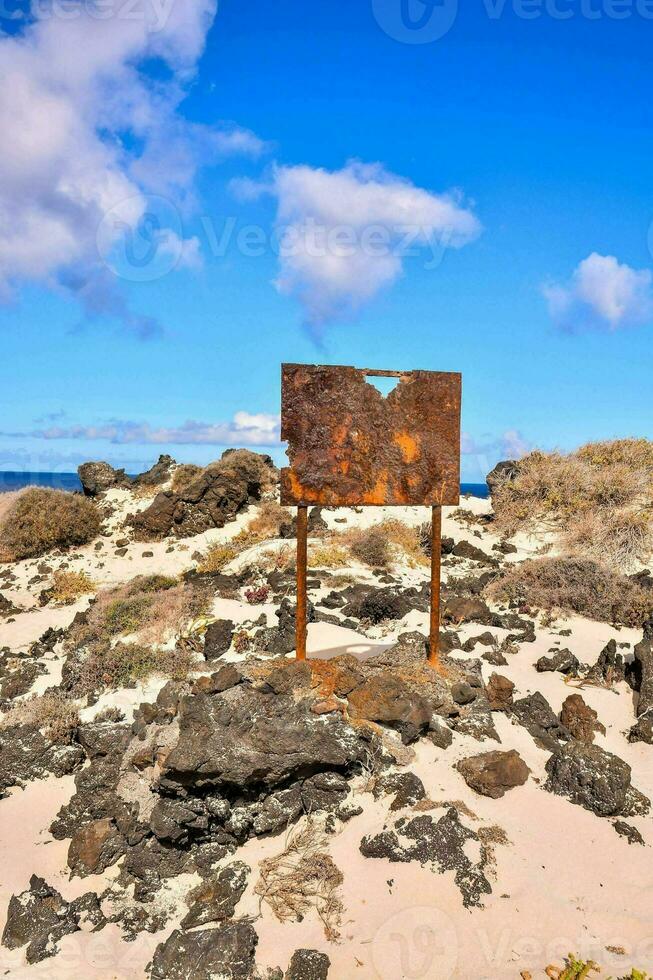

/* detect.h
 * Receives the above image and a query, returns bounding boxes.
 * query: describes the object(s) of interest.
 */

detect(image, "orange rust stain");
[338,460,350,476]
[362,471,389,504]
[393,431,420,464]
[287,470,321,503]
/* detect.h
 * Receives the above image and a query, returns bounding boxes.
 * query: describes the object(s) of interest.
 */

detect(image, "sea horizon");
[0,470,490,499]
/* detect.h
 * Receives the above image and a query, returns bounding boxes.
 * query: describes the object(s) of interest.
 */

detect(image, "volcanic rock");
[456,749,530,798]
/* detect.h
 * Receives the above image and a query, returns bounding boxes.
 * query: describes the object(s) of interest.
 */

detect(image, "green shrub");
[0,488,101,561]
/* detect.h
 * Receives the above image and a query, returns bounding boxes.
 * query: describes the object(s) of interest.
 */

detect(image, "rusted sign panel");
[281,364,461,507]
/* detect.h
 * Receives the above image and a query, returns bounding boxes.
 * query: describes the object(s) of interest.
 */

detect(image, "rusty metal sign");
[281,363,462,667]
[281,363,461,508]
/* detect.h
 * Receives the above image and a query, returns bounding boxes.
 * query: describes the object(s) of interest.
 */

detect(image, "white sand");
[1,488,652,978]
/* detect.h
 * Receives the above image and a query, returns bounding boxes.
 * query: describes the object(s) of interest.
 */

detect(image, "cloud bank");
[0,1,265,335]
[234,160,481,329]
[4,412,281,447]
[543,253,653,331]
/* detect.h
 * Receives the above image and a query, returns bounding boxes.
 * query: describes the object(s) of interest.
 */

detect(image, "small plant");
[0,691,80,744]
[348,526,391,568]
[49,569,96,605]
[255,816,345,942]
[92,705,125,723]
[0,488,101,561]
[244,584,271,604]
[171,463,203,494]
[73,641,195,694]
[196,542,239,573]
[232,629,251,653]
[486,556,653,627]
[308,544,349,569]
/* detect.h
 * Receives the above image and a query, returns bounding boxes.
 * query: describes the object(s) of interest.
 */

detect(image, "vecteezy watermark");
[96,195,187,283]
[96,195,456,282]
[372,906,458,979]
[0,0,181,31]
[373,0,653,43]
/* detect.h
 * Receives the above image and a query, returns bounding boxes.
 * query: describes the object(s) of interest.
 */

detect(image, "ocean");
[1,473,490,498]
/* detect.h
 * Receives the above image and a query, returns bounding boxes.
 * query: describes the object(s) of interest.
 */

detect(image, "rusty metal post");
[295,505,308,661]
[429,505,442,667]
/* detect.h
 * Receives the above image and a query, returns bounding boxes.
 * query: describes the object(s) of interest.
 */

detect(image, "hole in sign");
[365,375,401,399]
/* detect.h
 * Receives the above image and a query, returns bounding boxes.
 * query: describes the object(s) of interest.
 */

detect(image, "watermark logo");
[372,905,458,979]
[372,0,459,42]
[97,195,186,283]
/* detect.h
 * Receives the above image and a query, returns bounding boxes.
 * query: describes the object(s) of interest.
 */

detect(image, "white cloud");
[0,2,266,334]
[462,429,531,460]
[5,412,282,447]
[543,253,653,330]
[236,160,481,328]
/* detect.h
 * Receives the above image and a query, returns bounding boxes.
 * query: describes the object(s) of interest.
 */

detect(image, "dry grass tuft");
[0,691,80,744]
[255,817,344,942]
[491,440,653,572]
[348,526,391,568]
[72,641,195,694]
[50,569,96,605]
[67,574,207,649]
[308,544,350,569]
[485,556,653,627]
[0,488,101,561]
[196,542,240,573]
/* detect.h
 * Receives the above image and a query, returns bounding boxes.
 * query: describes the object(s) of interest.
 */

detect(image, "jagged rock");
[149,921,258,980]
[158,685,368,794]
[256,597,316,655]
[427,719,454,749]
[360,808,492,908]
[545,742,650,817]
[629,712,653,744]
[560,694,605,744]
[133,454,175,488]
[442,596,493,626]
[0,651,46,701]
[486,459,520,497]
[451,540,498,566]
[78,460,132,496]
[485,673,514,712]
[462,631,496,652]
[0,724,84,797]
[130,450,277,540]
[285,949,331,980]
[613,820,645,845]
[632,620,653,717]
[451,681,476,705]
[373,771,426,810]
[586,638,626,685]
[150,798,209,844]
[203,619,235,659]
[341,587,413,624]
[456,749,530,798]
[511,691,570,750]
[536,649,580,675]
[1,875,104,963]
[347,673,432,743]
[0,592,20,618]
[68,817,125,876]
[181,861,249,929]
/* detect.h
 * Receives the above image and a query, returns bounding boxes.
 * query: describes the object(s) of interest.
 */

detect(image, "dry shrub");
[485,556,653,627]
[377,518,429,566]
[308,544,350,569]
[50,569,96,605]
[67,574,205,649]
[348,526,391,568]
[73,641,195,694]
[171,464,203,494]
[562,508,653,571]
[491,440,653,572]
[255,817,344,941]
[196,542,240,573]
[196,502,291,573]
[0,488,101,561]
[0,691,80,744]
[93,705,125,723]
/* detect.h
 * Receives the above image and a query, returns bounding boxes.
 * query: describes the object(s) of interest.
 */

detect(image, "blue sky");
[2,0,653,481]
